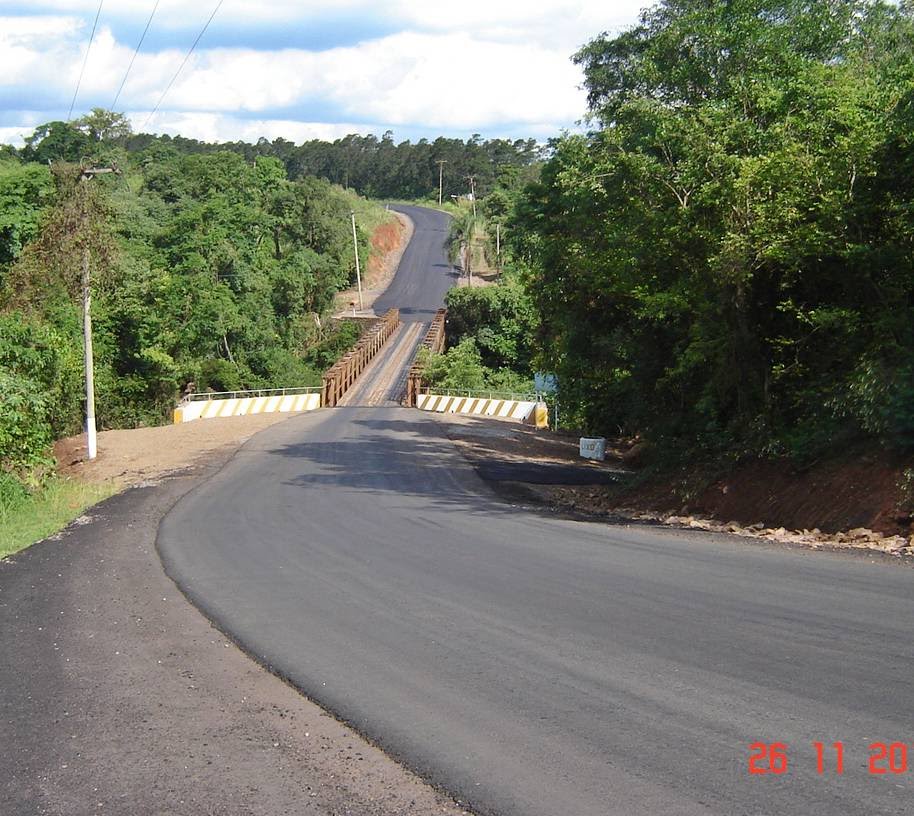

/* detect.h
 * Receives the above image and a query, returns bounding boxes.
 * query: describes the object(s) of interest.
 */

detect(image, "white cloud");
[1,0,643,37]
[0,2,641,143]
[126,111,384,144]
[129,32,587,130]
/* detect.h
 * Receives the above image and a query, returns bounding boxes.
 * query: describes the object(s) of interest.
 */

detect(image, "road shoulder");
[435,412,914,563]
[0,440,469,816]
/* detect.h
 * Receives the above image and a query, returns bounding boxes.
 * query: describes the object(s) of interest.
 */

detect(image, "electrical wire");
[67,0,104,121]
[141,0,224,132]
[111,0,160,112]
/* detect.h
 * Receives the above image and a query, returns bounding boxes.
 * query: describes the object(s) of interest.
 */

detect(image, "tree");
[512,0,914,451]
[21,122,91,163]
[74,109,133,142]
[0,161,53,270]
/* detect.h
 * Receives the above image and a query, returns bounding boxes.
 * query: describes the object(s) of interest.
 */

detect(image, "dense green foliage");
[0,114,391,486]
[510,0,914,457]
[13,118,542,202]
[444,285,537,374]
[419,339,534,394]
[0,161,53,267]
[419,285,537,394]
[278,133,541,200]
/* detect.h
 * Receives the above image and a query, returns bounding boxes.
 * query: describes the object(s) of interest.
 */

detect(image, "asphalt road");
[372,204,455,321]
[158,207,914,815]
[0,449,467,816]
[158,408,914,816]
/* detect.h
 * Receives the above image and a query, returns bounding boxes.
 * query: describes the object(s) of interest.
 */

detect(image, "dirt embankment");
[618,450,913,536]
[439,414,914,559]
[334,211,413,315]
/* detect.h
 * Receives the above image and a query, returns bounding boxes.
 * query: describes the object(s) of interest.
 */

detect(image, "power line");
[111,0,160,111]
[142,0,224,132]
[67,0,104,121]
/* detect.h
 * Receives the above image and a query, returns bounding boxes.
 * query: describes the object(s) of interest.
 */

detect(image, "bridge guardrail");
[406,309,447,406]
[180,387,320,402]
[174,387,322,423]
[322,308,400,407]
[414,386,551,427]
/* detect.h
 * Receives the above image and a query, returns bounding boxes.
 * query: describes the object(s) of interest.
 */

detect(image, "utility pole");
[466,175,477,217]
[436,159,447,206]
[350,210,364,311]
[496,221,501,273]
[81,244,96,460]
[78,165,117,461]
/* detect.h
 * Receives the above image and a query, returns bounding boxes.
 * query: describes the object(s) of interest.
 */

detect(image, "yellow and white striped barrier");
[416,392,545,425]
[174,391,321,423]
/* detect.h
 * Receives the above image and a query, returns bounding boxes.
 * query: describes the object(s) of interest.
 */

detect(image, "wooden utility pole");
[436,159,447,206]
[466,175,477,217]
[78,165,117,461]
[350,210,364,311]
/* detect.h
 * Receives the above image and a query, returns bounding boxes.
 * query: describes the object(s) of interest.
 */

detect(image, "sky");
[0,0,646,147]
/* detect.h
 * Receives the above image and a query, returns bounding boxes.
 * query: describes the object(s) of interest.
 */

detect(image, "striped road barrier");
[416,392,545,424]
[174,389,321,423]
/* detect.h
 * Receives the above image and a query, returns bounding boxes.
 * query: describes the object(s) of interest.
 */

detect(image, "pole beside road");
[78,165,117,461]
[350,210,364,312]
[81,245,97,460]
[437,160,447,206]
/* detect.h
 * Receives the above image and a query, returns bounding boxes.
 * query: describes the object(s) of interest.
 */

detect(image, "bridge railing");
[416,386,544,402]
[405,308,447,406]
[322,308,400,407]
[179,386,321,403]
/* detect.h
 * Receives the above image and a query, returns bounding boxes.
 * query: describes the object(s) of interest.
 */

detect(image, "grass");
[338,188,399,237]
[0,477,119,559]
[383,196,462,217]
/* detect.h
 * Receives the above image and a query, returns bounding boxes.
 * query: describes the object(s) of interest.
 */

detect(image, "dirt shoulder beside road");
[55,412,299,487]
[334,210,413,316]
[436,413,914,561]
[3,427,470,816]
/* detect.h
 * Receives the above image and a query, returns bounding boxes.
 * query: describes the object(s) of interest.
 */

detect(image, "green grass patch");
[383,197,461,217]
[0,477,119,559]
[338,188,399,236]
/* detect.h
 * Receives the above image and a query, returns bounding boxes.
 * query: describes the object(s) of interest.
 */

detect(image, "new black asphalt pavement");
[158,406,914,816]
[373,205,455,321]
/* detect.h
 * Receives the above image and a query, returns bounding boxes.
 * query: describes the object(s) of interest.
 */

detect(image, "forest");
[11,122,542,202]
[499,0,914,463]
[0,114,389,496]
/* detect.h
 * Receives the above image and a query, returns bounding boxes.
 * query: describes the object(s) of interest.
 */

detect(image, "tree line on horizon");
[4,121,543,203]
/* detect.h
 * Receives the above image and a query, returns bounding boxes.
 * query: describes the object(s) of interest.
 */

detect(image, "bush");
[247,347,320,388]
[0,371,53,482]
[444,284,537,372]
[421,339,488,391]
[197,358,243,392]
[0,311,83,437]
[303,320,362,371]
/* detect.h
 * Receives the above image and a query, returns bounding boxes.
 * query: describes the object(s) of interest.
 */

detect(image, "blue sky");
[0,0,645,146]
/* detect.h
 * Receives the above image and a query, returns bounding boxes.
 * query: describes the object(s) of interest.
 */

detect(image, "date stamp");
[749,741,911,776]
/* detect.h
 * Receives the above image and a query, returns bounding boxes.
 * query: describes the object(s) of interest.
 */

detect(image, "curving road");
[158,208,914,816]
[373,205,455,321]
